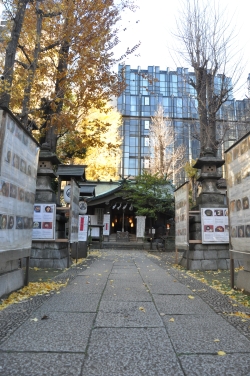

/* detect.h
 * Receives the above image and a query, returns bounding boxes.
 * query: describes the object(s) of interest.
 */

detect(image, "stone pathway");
[0,250,250,375]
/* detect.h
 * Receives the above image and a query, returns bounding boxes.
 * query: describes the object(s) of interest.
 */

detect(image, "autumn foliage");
[0,0,138,155]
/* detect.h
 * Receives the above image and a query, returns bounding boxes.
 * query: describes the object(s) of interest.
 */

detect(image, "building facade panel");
[117,65,250,184]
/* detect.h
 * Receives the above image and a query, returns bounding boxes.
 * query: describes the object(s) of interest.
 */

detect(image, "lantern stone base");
[30,242,70,269]
[179,244,236,270]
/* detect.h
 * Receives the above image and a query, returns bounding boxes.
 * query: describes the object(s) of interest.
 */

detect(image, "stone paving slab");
[108,275,142,282]
[109,271,141,279]
[110,270,137,274]
[81,328,184,376]
[179,354,250,376]
[107,280,145,289]
[141,275,181,284]
[148,282,193,295]
[162,314,250,353]
[63,276,106,293]
[0,353,84,376]
[35,292,101,312]
[95,301,163,327]
[111,265,136,269]
[107,281,144,288]
[104,282,147,292]
[153,294,215,314]
[74,273,109,281]
[102,289,152,302]
[0,312,95,352]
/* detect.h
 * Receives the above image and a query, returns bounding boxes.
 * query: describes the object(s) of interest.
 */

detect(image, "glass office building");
[117,65,250,185]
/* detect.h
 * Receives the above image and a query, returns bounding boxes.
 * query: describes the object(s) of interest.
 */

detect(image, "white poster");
[201,208,229,244]
[175,182,189,250]
[225,133,250,252]
[32,204,56,240]
[78,215,89,241]
[0,111,39,252]
[103,214,110,236]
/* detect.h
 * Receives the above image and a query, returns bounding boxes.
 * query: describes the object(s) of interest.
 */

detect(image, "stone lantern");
[180,149,229,270]
[194,150,225,206]
[35,143,61,203]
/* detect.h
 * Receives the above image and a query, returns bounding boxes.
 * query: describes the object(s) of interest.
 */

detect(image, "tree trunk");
[196,68,209,156]
[21,3,43,127]
[0,0,29,108]
[45,16,70,153]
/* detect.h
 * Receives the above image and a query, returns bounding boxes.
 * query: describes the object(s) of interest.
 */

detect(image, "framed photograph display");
[0,110,39,254]
[32,204,56,240]
[201,208,229,244]
[225,131,250,253]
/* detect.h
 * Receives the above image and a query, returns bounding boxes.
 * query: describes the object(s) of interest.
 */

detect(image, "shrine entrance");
[110,202,136,235]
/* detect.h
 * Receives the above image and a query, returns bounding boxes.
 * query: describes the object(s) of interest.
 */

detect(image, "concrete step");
[102,242,149,250]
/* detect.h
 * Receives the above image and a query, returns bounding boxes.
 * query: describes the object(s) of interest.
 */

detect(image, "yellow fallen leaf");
[169,318,175,322]
[217,351,226,356]
[228,312,250,319]
[139,306,146,312]
[188,295,195,299]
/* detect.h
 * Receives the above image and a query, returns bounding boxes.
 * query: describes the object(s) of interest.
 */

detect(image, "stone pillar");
[136,216,146,242]
[236,262,250,292]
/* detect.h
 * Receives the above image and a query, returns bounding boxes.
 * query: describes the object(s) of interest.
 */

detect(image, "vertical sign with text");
[175,182,189,250]
[78,215,89,241]
[69,179,80,243]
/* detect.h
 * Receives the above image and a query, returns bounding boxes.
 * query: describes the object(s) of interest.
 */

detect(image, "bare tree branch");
[173,0,244,156]
[148,105,187,182]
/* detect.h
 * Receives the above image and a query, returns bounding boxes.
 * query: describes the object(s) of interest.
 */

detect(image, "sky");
[0,0,249,99]
[114,0,250,100]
